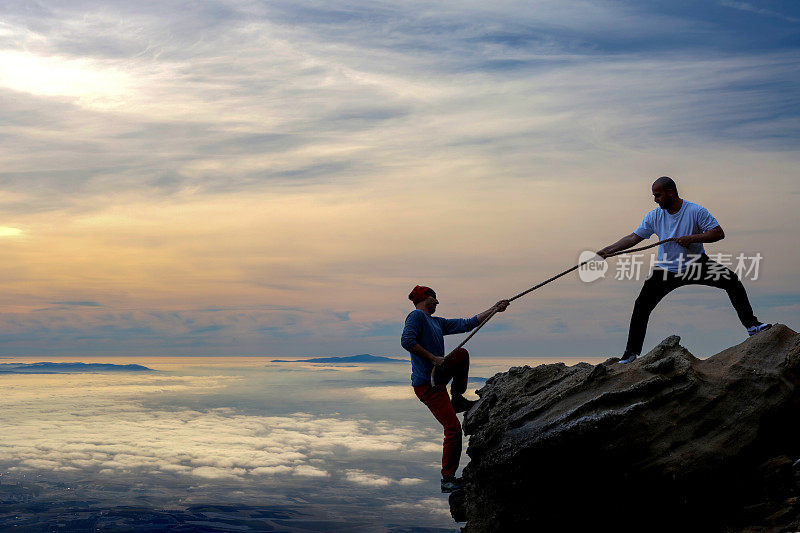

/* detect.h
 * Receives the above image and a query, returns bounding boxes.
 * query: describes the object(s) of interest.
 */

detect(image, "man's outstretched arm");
[440,300,510,336]
[597,233,644,259]
[475,300,510,323]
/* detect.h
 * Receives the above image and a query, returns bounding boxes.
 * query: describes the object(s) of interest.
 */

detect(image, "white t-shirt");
[634,200,720,273]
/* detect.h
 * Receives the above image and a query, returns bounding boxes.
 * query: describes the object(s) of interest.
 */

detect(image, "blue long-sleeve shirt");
[401,309,479,386]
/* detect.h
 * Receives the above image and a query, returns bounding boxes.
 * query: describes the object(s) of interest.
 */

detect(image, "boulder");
[456,324,800,532]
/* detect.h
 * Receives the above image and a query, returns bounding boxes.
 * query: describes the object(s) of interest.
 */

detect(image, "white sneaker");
[618,352,638,364]
[747,323,772,336]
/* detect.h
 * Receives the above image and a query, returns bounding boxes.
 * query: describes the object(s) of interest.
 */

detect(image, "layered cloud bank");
[0,358,455,528]
[0,369,436,486]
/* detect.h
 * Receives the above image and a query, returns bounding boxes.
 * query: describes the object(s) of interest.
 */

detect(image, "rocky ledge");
[452,324,800,532]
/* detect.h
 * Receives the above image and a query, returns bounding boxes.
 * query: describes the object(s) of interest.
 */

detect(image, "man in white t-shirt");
[597,176,770,364]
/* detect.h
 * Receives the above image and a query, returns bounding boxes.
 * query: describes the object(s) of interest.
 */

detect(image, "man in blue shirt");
[597,176,770,364]
[401,285,509,492]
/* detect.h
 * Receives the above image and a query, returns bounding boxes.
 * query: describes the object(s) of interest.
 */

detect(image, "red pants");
[413,348,470,478]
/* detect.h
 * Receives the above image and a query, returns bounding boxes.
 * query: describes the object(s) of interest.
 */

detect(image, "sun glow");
[0,50,133,108]
[0,226,23,237]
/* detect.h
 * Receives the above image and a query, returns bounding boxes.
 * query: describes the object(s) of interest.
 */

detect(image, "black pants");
[625,255,759,355]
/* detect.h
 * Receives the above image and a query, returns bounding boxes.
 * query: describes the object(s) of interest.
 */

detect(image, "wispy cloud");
[719,1,800,23]
[51,300,102,307]
[345,469,397,487]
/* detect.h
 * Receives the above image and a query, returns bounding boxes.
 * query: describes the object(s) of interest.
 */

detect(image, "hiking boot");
[618,351,638,364]
[747,323,772,336]
[451,395,477,413]
[441,476,463,493]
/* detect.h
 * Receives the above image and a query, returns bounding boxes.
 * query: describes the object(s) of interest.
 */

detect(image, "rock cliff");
[453,324,800,532]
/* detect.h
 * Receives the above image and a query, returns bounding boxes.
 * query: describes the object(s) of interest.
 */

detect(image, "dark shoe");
[747,323,772,336]
[451,395,477,413]
[618,351,638,364]
[441,476,463,493]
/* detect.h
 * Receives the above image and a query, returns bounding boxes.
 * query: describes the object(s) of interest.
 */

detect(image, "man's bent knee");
[446,347,469,366]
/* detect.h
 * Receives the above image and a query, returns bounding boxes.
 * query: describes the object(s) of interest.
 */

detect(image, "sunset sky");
[1,1,798,358]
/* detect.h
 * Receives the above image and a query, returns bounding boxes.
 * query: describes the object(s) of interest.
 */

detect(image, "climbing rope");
[447,238,676,355]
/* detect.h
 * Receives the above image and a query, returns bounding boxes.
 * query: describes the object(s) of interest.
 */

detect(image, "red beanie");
[409,285,436,304]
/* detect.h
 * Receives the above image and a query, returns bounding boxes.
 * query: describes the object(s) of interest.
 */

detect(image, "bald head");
[651,176,681,211]
[653,176,678,195]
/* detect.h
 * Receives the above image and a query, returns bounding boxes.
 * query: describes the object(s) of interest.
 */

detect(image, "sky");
[1,0,798,358]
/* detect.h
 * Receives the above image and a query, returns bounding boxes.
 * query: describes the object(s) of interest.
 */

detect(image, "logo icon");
[578,251,608,282]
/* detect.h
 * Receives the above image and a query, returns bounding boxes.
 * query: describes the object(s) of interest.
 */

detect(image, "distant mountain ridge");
[270,354,405,364]
[0,362,153,374]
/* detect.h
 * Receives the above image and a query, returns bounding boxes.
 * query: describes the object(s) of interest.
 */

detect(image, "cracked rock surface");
[455,324,800,532]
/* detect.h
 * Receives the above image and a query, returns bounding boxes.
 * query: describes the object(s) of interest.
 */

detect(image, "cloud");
[293,465,329,478]
[719,1,800,23]
[250,465,293,476]
[344,469,425,487]
[344,469,393,487]
[386,497,452,518]
[354,385,413,401]
[414,442,444,454]
[0,370,441,488]
[548,319,570,334]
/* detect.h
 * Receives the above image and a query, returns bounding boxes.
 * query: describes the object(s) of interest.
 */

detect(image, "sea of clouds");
[0,358,465,530]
